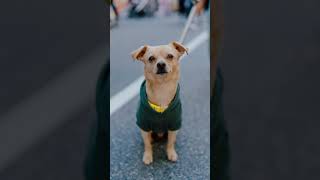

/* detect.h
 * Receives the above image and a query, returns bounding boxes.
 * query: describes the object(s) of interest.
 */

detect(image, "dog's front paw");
[143,151,153,165]
[167,148,178,162]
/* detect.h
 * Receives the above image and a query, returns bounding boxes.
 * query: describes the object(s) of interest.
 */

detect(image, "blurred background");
[4,0,319,179]
[110,0,211,179]
[220,0,320,179]
[0,0,107,179]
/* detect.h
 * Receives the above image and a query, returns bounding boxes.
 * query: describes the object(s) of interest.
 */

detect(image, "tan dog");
[131,41,188,164]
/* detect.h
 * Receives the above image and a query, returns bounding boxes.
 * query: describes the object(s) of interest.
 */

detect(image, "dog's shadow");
[150,132,174,163]
[151,132,168,143]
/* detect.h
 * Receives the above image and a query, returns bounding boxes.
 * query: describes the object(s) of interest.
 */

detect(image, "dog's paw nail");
[143,153,153,165]
[167,150,178,162]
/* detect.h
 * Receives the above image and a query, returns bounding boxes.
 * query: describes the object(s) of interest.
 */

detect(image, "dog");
[131,41,188,164]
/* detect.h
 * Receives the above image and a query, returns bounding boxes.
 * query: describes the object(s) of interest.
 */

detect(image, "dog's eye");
[148,56,155,62]
[167,54,174,59]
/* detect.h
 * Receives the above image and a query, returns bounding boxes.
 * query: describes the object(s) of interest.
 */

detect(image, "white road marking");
[110,31,209,116]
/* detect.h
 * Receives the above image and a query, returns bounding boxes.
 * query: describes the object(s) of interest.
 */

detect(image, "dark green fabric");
[212,67,230,180]
[84,63,108,180]
[136,80,182,133]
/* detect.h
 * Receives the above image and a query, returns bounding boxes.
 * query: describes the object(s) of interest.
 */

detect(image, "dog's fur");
[131,41,188,164]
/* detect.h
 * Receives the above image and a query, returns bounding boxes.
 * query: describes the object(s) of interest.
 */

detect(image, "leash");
[179,0,200,44]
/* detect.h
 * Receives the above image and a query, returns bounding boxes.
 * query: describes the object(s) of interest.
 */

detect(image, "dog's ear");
[131,45,148,61]
[170,41,189,56]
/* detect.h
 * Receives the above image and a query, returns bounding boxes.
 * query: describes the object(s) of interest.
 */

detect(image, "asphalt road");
[221,0,320,179]
[110,15,210,179]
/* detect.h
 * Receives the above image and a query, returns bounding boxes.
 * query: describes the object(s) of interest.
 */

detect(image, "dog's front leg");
[141,130,153,165]
[167,130,178,162]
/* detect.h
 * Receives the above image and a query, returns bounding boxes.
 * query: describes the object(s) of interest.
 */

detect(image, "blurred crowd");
[110,0,209,27]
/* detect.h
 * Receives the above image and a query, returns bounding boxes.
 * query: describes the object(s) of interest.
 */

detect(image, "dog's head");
[131,41,188,80]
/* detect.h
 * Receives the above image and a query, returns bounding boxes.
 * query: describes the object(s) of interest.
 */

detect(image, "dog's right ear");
[131,45,148,61]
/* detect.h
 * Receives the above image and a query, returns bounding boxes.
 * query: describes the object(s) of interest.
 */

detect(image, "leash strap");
[179,0,199,44]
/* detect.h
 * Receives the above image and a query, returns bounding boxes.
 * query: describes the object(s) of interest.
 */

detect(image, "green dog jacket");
[136,80,182,133]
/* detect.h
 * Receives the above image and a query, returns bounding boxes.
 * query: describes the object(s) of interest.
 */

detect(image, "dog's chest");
[147,86,176,108]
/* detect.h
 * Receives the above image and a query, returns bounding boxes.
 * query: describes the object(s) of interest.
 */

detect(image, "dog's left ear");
[170,41,189,56]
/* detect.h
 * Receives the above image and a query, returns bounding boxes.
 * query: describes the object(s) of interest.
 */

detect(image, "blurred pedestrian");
[109,0,119,27]
[178,0,193,17]
[128,0,159,18]
[195,0,209,15]
[110,0,119,19]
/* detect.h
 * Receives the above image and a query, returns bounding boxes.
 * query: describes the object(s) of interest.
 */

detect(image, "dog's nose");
[157,62,166,69]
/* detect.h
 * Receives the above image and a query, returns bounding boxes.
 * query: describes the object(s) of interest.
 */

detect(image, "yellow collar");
[148,101,167,113]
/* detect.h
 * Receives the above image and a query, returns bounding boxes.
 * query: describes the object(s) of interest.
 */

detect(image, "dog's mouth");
[156,69,168,75]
